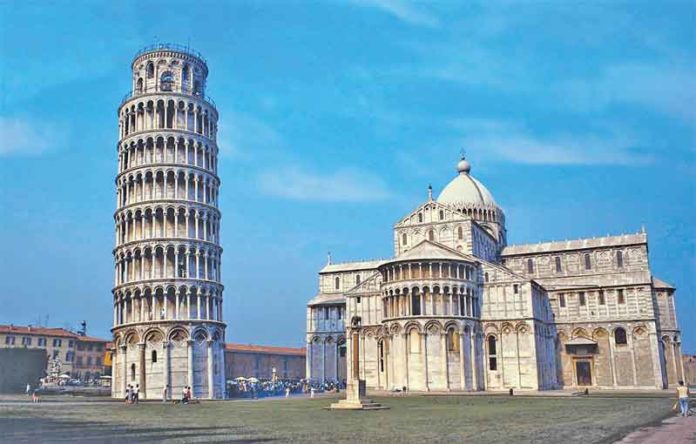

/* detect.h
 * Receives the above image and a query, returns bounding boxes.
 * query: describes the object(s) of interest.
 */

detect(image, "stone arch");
[168,327,189,342]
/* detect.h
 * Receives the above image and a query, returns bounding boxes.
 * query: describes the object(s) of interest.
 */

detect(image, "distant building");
[683,355,696,386]
[306,157,685,391]
[73,336,110,382]
[0,324,110,382]
[225,344,305,380]
[0,325,79,379]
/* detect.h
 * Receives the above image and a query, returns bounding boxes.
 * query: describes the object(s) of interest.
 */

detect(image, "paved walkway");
[615,415,696,443]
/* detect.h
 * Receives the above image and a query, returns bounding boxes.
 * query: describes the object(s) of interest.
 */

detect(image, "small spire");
[428,184,433,201]
[327,251,332,265]
[640,224,646,234]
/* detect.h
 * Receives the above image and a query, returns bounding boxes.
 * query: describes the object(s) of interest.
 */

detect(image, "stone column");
[138,342,146,399]
[441,332,449,390]
[470,332,478,390]
[163,341,170,400]
[402,332,409,389]
[207,339,215,399]
[459,330,466,390]
[422,331,429,391]
[121,345,128,397]
[187,339,194,393]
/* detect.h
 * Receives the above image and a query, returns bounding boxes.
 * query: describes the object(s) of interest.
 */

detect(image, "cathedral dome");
[437,157,497,207]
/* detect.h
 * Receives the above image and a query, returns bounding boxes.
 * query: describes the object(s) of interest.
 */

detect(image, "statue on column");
[329,315,387,410]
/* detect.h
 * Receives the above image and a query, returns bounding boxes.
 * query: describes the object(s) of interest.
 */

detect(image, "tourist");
[32,388,39,403]
[125,385,131,404]
[162,384,169,403]
[677,381,690,417]
[134,384,140,404]
[285,387,290,398]
[310,387,315,398]
[182,386,189,404]
[26,383,31,396]
[187,386,192,401]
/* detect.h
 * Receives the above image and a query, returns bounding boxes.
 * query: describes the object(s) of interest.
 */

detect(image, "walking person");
[134,384,140,404]
[677,380,690,417]
[26,383,31,396]
[162,384,169,403]
[125,385,131,404]
[182,386,189,404]
[32,388,39,403]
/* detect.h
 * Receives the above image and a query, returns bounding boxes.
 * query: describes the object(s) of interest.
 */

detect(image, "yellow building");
[0,325,77,379]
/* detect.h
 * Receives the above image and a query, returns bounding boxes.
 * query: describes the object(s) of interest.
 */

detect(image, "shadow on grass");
[0,417,277,443]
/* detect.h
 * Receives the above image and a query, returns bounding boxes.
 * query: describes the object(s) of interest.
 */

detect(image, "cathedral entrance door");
[575,360,592,386]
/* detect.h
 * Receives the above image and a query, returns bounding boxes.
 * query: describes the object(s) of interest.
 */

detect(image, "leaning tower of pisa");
[112,44,226,400]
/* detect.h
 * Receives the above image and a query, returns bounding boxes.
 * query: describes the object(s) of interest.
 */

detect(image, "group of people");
[124,384,140,404]
[226,378,345,399]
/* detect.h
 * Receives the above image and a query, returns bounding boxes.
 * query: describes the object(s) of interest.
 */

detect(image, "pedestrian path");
[615,415,696,443]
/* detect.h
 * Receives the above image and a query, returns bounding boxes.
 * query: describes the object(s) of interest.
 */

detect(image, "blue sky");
[1,1,694,351]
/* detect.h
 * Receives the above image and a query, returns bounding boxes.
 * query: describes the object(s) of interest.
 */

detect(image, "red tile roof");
[0,325,76,338]
[225,343,305,356]
[77,335,110,343]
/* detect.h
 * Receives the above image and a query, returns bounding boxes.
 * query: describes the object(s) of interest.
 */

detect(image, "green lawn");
[0,394,673,443]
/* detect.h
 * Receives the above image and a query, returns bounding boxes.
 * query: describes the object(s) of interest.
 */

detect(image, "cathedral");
[305,157,685,391]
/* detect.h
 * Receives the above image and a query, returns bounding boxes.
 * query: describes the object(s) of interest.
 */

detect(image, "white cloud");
[0,117,65,157]
[556,63,696,123]
[257,165,391,202]
[452,119,653,166]
[216,112,282,159]
[349,0,440,28]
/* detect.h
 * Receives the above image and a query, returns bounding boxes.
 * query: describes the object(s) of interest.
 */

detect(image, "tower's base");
[329,379,388,411]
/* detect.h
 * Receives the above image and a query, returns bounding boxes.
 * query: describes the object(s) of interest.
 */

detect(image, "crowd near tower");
[112,44,226,399]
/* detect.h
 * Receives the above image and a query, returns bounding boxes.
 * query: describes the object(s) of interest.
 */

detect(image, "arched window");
[614,328,627,345]
[428,230,435,241]
[193,80,201,95]
[146,62,154,79]
[411,292,421,316]
[598,290,605,305]
[334,277,340,290]
[182,64,190,81]
[487,335,498,370]
[402,233,408,245]
[378,340,385,372]
[418,212,423,223]
[485,272,489,282]
[439,210,444,220]
[457,226,463,240]
[136,78,143,93]
[130,363,136,380]
[355,275,361,285]
[584,253,592,270]
[527,258,534,274]
[616,251,624,268]
[447,329,460,352]
[151,350,157,363]
[555,256,562,273]
[160,71,174,92]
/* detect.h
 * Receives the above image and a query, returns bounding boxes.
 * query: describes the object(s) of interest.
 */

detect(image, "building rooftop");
[0,324,110,343]
[320,259,386,273]
[225,343,305,356]
[502,232,647,256]
[437,157,498,208]
[0,325,77,338]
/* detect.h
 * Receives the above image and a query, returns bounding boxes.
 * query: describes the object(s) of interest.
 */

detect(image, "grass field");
[0,394,673,443]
